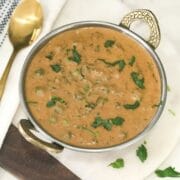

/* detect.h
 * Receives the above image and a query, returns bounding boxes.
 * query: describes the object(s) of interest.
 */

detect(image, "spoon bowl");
[9,0,43,48]
[0,0,43,98]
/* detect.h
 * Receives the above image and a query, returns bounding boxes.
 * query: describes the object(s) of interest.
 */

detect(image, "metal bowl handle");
[120,9,161,49]
[18,119,63,153]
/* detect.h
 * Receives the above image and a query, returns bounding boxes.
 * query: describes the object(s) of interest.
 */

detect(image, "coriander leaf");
[46,96,66,108]
[118,60,126,71]
[45,52,54,60]
[123,100,140,110]
[52,96,66,104]
[46,100,56,107]
[155,167,180,177]
[102,120,113,131]
[92,116,125,131]
[131,72,145,89]
[91,116,104,128]
[109,158,124,169]
[72,46,81,63]
[50,64,61,72]
[128,56,136,66]
[98,58,119,66]
[104,40,115,48]
[98,59,126,71]
[69,46,81,64]
[136,144,147,162]
[111,116,124,126]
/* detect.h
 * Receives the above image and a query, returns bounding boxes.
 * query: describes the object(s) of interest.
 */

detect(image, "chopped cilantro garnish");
[109,158,124,169]
[46,100,56,107]
[68,45,81,64]
[91,116,124,131]
[136,144,147,162]
[91,116,104,128]
[123,100,140,110]
[128,56,136,66]
[52,96,66,104]
[118,60,126,71]
[102,120,113,131]
[111,117,125,125]
[155,167,180,177]
[50,64,61,72]
[104,40,115,48]
[131,72,145,89]
[45,52,54,60]
[47,96,66,107]
[98,59,126,71]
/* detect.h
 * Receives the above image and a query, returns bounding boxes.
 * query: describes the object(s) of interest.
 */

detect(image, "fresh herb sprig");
[91,116,124,131]
[98,59,126,71]
[68,45,81,64]
[45,51,54,60]
[50,64,61,72]
[123,100,140,110]
[131,72,145,89]
[104,40,115,48]
[109,158,124,169]
[136,144,148,162]
[128,56,136,66]
[47,96,66,107]
[155,167,180,177]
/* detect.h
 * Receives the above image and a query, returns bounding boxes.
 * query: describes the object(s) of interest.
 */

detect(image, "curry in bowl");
[24,26,161,148]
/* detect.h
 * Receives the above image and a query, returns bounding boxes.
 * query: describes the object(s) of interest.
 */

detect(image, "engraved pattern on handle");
[120,9,161,49]
[18,119,64,153]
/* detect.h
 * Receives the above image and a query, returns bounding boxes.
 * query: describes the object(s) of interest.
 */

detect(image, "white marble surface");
[0,0,180,179]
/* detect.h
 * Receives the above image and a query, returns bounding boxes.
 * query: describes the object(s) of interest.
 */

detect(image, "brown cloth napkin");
[0,125,79,180]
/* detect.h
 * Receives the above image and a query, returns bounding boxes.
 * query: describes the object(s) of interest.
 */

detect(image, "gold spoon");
[0,0,43,99]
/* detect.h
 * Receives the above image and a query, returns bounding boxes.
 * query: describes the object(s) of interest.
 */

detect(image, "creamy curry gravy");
[25,27,161,148]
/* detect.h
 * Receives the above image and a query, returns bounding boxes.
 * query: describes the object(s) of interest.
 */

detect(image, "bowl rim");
[20,21,167,153]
